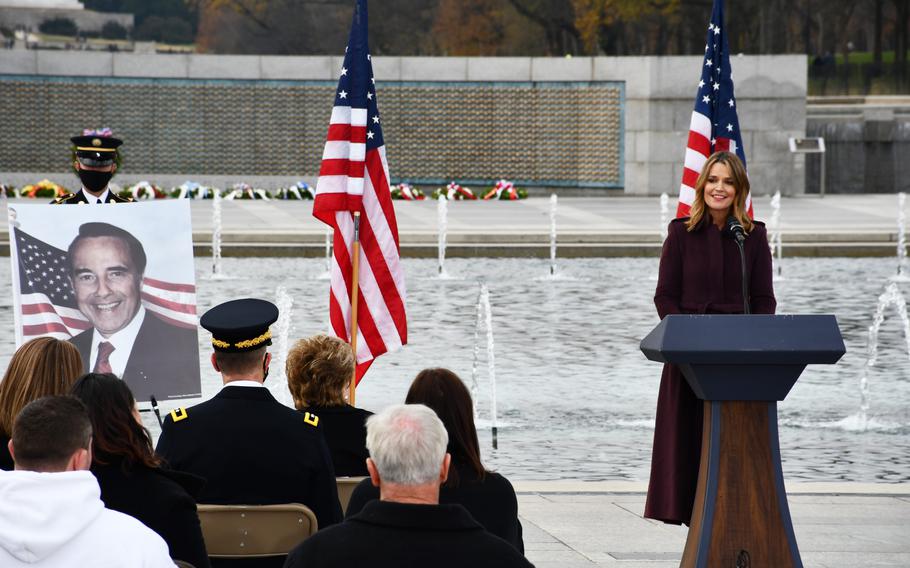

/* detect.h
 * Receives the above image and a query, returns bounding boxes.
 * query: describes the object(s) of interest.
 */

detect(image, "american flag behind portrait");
[12,226,197,345]
[676,0,753,219]
[312,0,407,383]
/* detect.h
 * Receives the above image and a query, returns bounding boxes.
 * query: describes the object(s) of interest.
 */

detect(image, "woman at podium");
[644,151,776,525]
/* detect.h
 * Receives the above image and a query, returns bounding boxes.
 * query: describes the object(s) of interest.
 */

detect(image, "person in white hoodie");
[0,395,176,568]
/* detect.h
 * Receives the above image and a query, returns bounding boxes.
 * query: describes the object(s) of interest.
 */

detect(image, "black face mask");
[78,169,114,193]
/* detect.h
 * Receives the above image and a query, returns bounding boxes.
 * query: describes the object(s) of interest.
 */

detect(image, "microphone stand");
[726,216,750,315]
[735,238,750,314]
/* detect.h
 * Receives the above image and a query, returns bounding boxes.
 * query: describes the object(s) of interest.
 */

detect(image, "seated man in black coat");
[156,298,342,568]
[283,404,533,568]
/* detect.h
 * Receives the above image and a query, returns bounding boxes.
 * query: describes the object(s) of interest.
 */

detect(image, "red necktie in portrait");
[94,341,115,374]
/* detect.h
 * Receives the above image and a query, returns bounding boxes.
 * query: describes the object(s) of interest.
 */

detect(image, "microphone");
[725,215,746,244]
[725,215,750,314]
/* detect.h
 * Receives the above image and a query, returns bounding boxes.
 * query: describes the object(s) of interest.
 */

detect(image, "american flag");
[313,0,407,383]
[677,0,753,218]
[13,227,197,343]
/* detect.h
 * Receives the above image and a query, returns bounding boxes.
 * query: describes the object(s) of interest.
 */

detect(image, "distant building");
[0,0,133,35]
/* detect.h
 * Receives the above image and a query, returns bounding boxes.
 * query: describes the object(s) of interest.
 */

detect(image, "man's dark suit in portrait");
[66,222,200,402]
[53,130,133,205]
[156,298,342,568]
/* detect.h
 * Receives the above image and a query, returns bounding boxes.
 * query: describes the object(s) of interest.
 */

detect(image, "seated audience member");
[346,368,524,552]
[284,404,533,568]
[156,298,342,568]
[71,373,210,568]
[286,334,372,476]
[0,337,83,470]
[0,396,175,567]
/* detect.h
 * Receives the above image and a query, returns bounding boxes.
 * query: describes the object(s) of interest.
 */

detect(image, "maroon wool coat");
[643,217,776,525]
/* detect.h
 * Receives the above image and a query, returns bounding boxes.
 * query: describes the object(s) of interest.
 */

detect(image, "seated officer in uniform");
[155,298,342,568]
[54,129,132,204]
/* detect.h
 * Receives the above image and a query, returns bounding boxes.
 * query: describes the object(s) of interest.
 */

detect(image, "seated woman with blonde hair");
[0,337,83,470]
[286,334,372,477]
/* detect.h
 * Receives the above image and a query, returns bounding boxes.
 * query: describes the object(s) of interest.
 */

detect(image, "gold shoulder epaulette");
[52,193,73,204]
[170,407,188,423]
[303,412,319,427]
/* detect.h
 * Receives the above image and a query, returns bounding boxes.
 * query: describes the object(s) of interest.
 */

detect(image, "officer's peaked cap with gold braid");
[200,298,279,353]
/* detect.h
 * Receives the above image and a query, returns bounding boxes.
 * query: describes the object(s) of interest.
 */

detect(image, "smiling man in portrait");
[65,222,200,401]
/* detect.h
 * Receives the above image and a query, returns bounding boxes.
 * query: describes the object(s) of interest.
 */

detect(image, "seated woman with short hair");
[286,334,372,477]
[70,373,210,568]
[346,368,525,553]
[0,337,83,470]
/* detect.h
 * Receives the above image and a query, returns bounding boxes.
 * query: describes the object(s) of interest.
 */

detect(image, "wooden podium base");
[680,401,802,568]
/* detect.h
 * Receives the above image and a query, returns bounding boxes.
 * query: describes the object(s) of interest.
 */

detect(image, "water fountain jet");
[437,194,448,277]
[853,282,910,430]
[549,194,558,276]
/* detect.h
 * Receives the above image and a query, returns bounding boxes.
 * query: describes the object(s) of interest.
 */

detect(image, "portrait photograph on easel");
[9,200,200,402]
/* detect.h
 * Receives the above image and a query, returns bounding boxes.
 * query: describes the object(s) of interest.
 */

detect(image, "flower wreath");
[391,183,426,200]
[483,179,527,200]
[432,182,477,200]
[22,179,68,199]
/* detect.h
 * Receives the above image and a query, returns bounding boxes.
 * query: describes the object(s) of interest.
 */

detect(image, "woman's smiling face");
[703,161,736,215]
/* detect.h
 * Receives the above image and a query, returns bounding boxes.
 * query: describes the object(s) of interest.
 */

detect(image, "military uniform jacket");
[155,385,343,531]
[51,188,133,204]
[284,500,534,568]
[299,405,372,477]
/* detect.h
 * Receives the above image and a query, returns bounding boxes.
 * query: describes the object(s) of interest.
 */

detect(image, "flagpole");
[349,211,362,406]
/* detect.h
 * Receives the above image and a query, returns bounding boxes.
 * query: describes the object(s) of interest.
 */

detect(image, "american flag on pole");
[313,0,407,382]
[677,0,753,218]
[13,226,197,343]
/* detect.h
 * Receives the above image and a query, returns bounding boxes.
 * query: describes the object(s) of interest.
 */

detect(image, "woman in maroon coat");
[644,151,776,525]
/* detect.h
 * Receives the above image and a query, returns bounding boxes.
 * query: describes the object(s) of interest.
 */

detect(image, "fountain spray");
[857,282,910,429]
[549,194,558,276]
[211,189,223,277]
[897,193,907,278]
[469,284,483,423]
[270,285,295,407]
[479,284,499,449]
[437,194,447,276]
[769,191,782,277]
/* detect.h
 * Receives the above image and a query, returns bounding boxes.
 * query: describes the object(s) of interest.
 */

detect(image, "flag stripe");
[143,277,195,294]
[313,1,407,384]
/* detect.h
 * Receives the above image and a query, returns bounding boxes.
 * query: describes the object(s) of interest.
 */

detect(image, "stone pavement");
[514,482,910,568]
[0,194,899,256]
[177,193,898,257]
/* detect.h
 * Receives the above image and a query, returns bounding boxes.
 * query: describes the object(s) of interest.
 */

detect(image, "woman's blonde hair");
[286,334,354,409]
[686,151,753,233]
[0,337,83,436]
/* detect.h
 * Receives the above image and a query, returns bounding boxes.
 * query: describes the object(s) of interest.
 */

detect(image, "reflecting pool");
[1,257,907,482]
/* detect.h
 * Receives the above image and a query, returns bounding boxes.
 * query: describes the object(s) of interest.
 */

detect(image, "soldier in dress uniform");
[155,298,342,568]
[53,129,133,204]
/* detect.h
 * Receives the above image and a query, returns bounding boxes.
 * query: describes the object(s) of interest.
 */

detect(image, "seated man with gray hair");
[283,403,533,568]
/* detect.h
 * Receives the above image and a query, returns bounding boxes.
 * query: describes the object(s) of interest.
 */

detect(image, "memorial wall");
[0,51,806,194]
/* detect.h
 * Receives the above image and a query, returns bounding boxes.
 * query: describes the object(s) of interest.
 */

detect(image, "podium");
[640,315,845,568]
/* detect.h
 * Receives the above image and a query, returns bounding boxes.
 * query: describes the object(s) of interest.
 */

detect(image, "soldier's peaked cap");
[200,298,279,353]
[71,133,123,167]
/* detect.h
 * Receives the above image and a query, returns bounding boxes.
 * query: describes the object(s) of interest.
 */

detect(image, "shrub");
[101,21,128,40]
[39,17,78,37]
[136,16,193,45]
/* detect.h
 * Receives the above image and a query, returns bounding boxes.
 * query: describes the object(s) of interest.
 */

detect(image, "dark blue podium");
[640,315,845,568]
